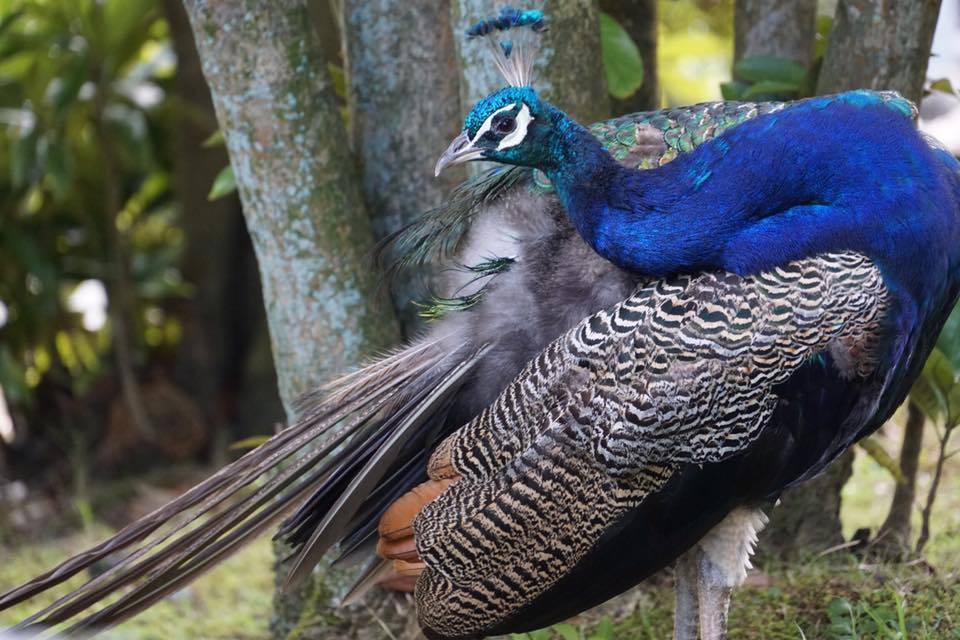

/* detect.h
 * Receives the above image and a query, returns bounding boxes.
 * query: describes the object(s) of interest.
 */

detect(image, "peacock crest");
[466,7,547,88]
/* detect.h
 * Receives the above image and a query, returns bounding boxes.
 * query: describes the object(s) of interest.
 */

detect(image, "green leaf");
[207,165,236,200]
[935,303,960,370]
[911,367,947,424]
[551,623,579,640]
[742,80,802,99]
[589,617,614,640]
[858,437,906,484]
[720,81,748,101]
[924,347,957,392]
[930,78,957,96]
[202,129,225,148]
[734,56,807,85]
[599,12,644,100]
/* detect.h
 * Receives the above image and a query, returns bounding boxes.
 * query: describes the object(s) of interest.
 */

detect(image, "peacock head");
[435,86,557,175]
[436,8,555,175]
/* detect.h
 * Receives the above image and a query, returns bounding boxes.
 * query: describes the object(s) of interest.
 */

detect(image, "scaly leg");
[692,507,769,640]
[697,553,733,640]
[673,549,700,640]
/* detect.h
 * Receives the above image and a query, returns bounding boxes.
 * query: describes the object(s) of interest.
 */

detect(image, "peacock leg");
[673,549,700,640]
[697,554,733,640]
[695,507,769,640]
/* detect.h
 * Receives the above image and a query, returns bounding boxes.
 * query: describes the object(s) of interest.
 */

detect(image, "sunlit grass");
[0,529,274,639]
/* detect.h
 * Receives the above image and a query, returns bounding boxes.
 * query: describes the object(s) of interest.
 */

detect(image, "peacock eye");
[493,115,517,135]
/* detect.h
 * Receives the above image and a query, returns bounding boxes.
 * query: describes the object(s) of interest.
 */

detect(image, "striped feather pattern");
[412,252,889,638]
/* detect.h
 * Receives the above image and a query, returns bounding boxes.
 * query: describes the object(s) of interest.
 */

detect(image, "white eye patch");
[471,103,534,150]
[496,103,533,151]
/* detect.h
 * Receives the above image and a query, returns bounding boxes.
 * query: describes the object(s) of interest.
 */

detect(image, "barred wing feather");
[414,252,890,638]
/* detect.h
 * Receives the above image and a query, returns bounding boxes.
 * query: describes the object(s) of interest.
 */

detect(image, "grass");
[513,560,960,639]
[0,422,957,639]
[0,529,276,639]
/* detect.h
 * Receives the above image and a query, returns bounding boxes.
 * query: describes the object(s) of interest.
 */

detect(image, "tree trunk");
[875,403,925,557]
[344,0,464,335]
[734,0,816,68]
[760,450,854,558]
[181,0,399,415]
[817,0,942,104]
[452,0,610,128]
[600,0,659,113]
[180,2,401,638]
[163,0,283,462]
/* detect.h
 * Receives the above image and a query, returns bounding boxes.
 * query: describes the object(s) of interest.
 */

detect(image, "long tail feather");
[282,345,490,590]
[0,335,474,636]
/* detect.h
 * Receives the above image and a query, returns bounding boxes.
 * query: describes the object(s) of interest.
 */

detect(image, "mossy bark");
[345,0,464,335]
[181,0,399,416]
[734,0,816,68]
[817,0,942,104]
[181,1,401,638]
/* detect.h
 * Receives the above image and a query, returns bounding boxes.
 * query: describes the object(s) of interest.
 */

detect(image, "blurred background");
[1,0,959,638]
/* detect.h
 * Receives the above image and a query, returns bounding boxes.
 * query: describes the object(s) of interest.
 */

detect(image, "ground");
[1,422,957,639]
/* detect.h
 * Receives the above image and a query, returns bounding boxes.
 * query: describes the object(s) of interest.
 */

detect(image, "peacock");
[3,7,960,640]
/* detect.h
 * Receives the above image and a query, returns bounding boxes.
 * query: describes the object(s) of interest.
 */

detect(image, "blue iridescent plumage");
[423,10,960,638]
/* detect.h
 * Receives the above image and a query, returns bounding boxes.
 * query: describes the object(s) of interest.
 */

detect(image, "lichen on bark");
[182,0,399,418]
[345,0,464,335]
[181,2,401,638]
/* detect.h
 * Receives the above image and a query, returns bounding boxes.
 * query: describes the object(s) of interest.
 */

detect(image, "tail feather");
[282,345,490,591]
[0,335,472,636]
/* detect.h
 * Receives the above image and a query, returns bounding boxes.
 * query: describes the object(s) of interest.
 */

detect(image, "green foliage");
[911,305,960,428]
[929,78,959,98]
[722,55,810,101]
[510,616,615,640]
[722,14,833,102]
[0,0,184,405]
[208,165,236,200]
[658,0,734,105]
[826,593,926,640]
[599,12,644,100]
[858,437,906,484]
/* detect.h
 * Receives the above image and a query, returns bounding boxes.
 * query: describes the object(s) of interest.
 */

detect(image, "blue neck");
[542,94,960,305]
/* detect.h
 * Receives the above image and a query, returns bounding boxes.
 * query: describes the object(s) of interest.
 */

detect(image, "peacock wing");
[412,251,891,639]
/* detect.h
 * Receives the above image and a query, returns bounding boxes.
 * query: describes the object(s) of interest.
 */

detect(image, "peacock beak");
[435,130,483,176]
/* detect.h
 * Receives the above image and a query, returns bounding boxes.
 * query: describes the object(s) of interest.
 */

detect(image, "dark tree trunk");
[345,0,464,335]
[760,450,854,558]
[600,0,659,113]
[875,403,925,557]
[734,0,816,67]
[817,0,942,104]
